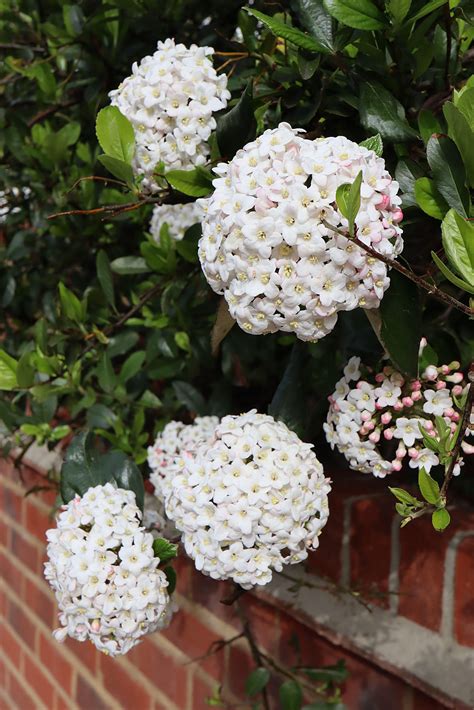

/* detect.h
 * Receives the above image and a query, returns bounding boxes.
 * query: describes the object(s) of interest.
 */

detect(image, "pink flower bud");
[381,412,392,425]
[402,396,414,407]
[451,412,460,422]
[411,380,422,391]
[356,380,368,389]
[369,431,380,443]
[411,390,422,402]
[392,209,403,223]
[436,381,446,390]
[423,366,438,381]
[375,373,385,383]
[396,446,406,459]
[365,421,375,431]
[452,385,463,396]
[408,447,419,459]
[424,420,435,431]
[91,620,101,633]
[444,408,455,418]
[361,411,372,422]
[450,422,457,433]
[383,428,394,440]
[391,460,402,472]
[393,401,403,411]
[440,365,450,375]
[375,402,383,410]
[376,194,390,210]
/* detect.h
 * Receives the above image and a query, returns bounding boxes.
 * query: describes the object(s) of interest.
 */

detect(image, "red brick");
[127,639,189,708]
[190,673,216,710]
[76,674,111,710]
[23,578,55,628]
[239,595,281,656]
[8,669,35,709]
[189,565,238,627]
[2,487,23,524]
[1,623,22,667]
[399,511,474,631]
[161,609,225,680]
[24,501,51,543]
[100,654,153,709]
[23,653,55,707]
[64,635,98,674]
[10,530,39,573]
[411,688,450,710]
[8,598,36,648]
[454,536,474,647]
[0,552,23,595]
[349,495,394,608]
[226,643,255,698]
[39,633,73,692]
[0,519,9,548]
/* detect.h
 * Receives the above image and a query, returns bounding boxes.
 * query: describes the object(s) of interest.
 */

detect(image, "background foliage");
[0,0,473,483]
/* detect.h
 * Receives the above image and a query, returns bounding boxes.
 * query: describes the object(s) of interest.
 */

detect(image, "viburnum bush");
[0,0,473,705]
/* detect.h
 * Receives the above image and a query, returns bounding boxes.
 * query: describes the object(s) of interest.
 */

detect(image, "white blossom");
[110,39,230,192]
[149,202,203,243]
[198,126,403,342]
[148,417,219,503]
[325,357,472,477]
[44,483,173,656]
[165,411,331,589]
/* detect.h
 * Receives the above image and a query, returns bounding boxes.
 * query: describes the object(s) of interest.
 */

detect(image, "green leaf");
[98,155,134,185]
[407,0,447,24]
[300,662,348,683]
[336,170,362,236]
[389,487,420,506]
[414,177,449,219]
[324,0,387,30]
[138,390,162,409]
[110,256,151,275]
[152,538,178,564]
[60,432,145,510]
[97,352,116,393]
[359,82,418,142]
[245,668,271,696]
[441,209,474,285]
[293,0,335,52]
[386,0,411,25]
[174,331,191,352]
[418,467,440,505]
[426,136,470,218]
[95,106,135,163]
[0,349,18,391]
[279,680,303,710]
[431,251,474,294]
[379,271,421,377]
[96,250,116,310]
[443,102,474,187]
[58,282,84,323]
[16,352,35,389]
[63,4,85,35]
[456,88,474,131]
[244,8,330,52]
[268,342,309,439]
[432,508,451,531]
[172,381,207,415]
[166,168,213,197]
[119,351,146,384]
[216,82,256,159]
[418,109,442,144]
[164,565,177,594]
[359,133,383,156]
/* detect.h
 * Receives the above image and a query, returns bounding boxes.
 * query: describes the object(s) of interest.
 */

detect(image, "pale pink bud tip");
[402,396,414,407]
[381,412,392,425]
[391,460,402,472]
[383,429,394,440]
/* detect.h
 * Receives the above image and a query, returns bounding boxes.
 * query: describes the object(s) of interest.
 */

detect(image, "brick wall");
[0,456,472,710]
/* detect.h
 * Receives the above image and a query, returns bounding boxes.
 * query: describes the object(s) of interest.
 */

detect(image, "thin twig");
[444,2,452,89]
[236,602,271,710]
[321,220,473,316]
[27,99,79,127]
[220,582,247,606]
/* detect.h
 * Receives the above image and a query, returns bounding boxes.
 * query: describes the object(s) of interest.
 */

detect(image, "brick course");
[1,458,471,709]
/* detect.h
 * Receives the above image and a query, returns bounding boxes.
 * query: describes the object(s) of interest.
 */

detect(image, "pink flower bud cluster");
[324,356,472,478]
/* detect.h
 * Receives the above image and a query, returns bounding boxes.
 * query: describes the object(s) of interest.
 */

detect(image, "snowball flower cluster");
[109,38,230,192]
[324,356,472,478]
[148,417,219,502]
[44,483,173,656]
[198,124,403,342]
[165,411,331,589]
[149,202,203,243]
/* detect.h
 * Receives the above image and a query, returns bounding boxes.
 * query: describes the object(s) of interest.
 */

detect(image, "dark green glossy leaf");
[279,680,303,710]
[152,537,178,564]
[379,271,421,377]
[418,109,442,144]
[245,667,271,696]
[172,380,207,415]
[119,351,146,384]
[359,133,383,156]
[166,168,213,197]
[96,249,116,309]
[110,256,151,275]
[443,102,474,187]
[164,565,177,594]
[414,177,448,219]
[217,82,256,159]
[245,8,330,52]
[426,136,470,217]
[324,0,387,29]
[360,82,417,142]
[293,0,335,51]
[268,342,308,439]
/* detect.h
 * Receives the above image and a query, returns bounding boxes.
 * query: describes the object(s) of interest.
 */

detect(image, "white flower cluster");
[109,38,230,192]
[148,417,219,502]
[149,202,203,243]
[199,125,403,342]
[44,483,173,656]
[165,411,331,589]
[324,356,472,478]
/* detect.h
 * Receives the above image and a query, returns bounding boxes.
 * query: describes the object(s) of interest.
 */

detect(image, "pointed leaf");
[244,8,330,52]
[245,668,271,696]
[418,467,440,505]
[293,0,335,51]
[96,249,116,309]
[441,209,474,285]
[216,82,256,159]
[359,133,383,156]
[360,82,418,142]
[379,271,421,377]
[152,538,178,564]
[443,102,474,187]
[95,106,135,163]
[166,168,213,197]
[426,136,470,218]
[414,177,448,219]
[324,0,387,29]
[279,680,303,710]
[431,251,474,294]
[0,349,18,391]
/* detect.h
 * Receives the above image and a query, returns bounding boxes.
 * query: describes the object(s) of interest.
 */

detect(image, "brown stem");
[440,364,474,498]
[321,220,473,316]
[220,582,247,606]
[444,2,452,89]
[236,602,271,710]
[27,99,79,127]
